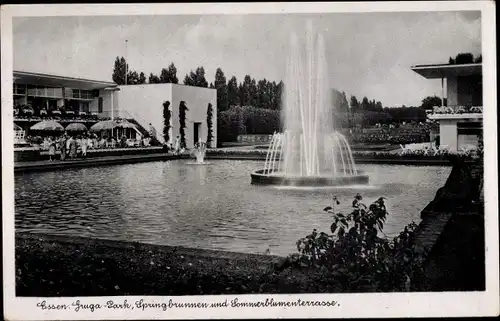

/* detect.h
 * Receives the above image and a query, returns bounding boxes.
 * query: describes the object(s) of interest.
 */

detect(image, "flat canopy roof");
[13,70,117,90]
[411,63,482,79]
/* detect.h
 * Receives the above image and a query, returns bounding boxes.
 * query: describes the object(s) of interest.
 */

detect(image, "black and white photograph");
[2,2,498,320]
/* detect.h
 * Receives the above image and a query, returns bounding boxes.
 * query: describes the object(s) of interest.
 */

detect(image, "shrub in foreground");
[286,195,427,292]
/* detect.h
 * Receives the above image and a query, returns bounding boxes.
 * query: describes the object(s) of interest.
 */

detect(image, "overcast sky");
[13,11,481,106]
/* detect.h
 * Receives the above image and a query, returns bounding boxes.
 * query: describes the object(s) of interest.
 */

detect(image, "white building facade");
[113,84,217,148]
[411,62,483,152]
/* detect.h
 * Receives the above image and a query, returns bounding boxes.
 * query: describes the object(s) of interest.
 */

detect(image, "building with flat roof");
[12,70,218,148]
[411,62,483,152]
[13,70,118,117]
[115,84,217,148]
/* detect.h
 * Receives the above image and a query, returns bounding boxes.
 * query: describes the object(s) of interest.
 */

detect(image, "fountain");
[251,22,369,186]
[190,140,209,165]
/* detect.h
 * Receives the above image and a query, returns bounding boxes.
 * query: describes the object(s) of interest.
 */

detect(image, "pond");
[15,160,451,256]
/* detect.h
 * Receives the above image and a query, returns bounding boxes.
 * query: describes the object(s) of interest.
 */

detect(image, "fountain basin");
[251,169,369,186]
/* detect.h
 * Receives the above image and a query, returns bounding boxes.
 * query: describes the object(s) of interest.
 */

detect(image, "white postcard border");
[2,2,498,320]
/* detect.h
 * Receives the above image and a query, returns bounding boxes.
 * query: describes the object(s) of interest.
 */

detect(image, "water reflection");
[15,160,451,256]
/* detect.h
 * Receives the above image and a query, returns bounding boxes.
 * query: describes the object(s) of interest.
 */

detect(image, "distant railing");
[431,105,483,115]
[98,110,160,141]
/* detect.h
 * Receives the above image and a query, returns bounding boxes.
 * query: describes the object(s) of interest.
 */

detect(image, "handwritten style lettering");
[36,301,69,310]
[72,300,102,312]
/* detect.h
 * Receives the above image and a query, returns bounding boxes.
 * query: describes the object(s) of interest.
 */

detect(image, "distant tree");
[227,76,240,109]
[194,67,208,87]
[274,81,284,110]
[138,72,147,84]
[112,56,128,85]
[375,101,383,111]
[421,95,446,110]
[350,95,360,112]
[183,72,196,86]
[209,82,215,88]
[474,54,482,63]
[148,73,161,84]
[167,63,179,84]
[361,97,370,111]
[256,79,269,109]
[454,52,474,64]
[214,68,228,112]
[249,78,258,107]
[126,70,140,85]
[160,68,170,83]
[240,75,253,105]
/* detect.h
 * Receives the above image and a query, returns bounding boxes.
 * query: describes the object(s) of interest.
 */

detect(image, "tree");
[209,82,215,88]
[112,56,128,85]
[167,63,179,84]
[361,97,370,111]
[159,63,179,84]
[350,95,360,112]
[163,101,171,144]
[206,103,214,147]
[160,68,170,83]
[273,81,284,110]
[240,75,253,105]
[421,95,445,110]
[148,73,161,84]
[227,76,240,109]
[193,67,208,87]
[332,89,349,112]
[454,52,474,64]
[139,72,147,84]
[214,68,228,112]
[126,70,140,85]
[183,72,196,86]
[179,101,189,148]
[474,55,482,63]
[249,78,258,107]
[257,79,270,110]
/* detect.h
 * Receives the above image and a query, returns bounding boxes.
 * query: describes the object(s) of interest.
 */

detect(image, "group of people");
[44,134,91,161]
[41,133,154,161]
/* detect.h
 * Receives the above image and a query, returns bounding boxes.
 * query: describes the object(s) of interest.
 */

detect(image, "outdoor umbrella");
[89,120,119,132]
[30,120,64,131]
[116,119,137,129]
[65,122,88,132]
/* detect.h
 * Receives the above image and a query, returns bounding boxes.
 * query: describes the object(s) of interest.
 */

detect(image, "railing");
[97,110,158,141]
[431,105,483,115]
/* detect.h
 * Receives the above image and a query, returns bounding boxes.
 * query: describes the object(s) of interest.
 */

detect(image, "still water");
[15,160,451,256]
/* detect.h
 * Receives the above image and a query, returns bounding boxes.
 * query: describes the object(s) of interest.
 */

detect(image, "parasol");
[30,120,64,131]
[116,119,137,129]
[66,123,88,132]
[89,120,119,132]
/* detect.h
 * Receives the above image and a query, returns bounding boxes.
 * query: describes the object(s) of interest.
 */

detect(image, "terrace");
[427,105,483,120]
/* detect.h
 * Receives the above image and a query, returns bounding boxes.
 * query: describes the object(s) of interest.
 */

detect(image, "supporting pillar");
[441,77,445,107]
[23,84,28,105]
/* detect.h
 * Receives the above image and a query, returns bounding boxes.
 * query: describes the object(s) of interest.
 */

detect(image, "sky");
[13,11,481,107]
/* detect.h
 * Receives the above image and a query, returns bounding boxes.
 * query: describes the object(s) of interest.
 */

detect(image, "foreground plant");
[289,194,427,292]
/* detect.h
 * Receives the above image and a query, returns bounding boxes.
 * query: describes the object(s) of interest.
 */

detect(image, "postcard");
[2,1,498,320]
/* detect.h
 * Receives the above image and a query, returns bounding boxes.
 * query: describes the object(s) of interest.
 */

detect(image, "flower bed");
[206,148,479,162]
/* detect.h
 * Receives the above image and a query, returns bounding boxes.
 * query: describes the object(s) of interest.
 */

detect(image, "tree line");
[112,57,284,111]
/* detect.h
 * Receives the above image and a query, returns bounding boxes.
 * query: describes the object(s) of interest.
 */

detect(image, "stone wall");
[412,156,485,291]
